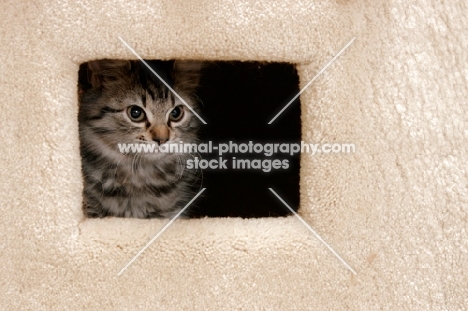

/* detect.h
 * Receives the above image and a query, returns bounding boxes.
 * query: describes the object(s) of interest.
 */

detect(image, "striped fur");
[78,59,202,218]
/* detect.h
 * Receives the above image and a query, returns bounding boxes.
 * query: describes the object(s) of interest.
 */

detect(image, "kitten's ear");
[173,61,203,93]
[87,59,132,88]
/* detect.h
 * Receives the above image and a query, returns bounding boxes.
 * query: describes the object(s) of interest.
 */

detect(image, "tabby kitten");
[78,59,202,218]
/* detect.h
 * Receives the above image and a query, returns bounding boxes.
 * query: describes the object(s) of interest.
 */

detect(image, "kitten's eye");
[127,106,146,122]
[169,106,184,122]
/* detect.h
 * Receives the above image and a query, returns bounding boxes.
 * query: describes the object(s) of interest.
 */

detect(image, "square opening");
[78,60,300,219]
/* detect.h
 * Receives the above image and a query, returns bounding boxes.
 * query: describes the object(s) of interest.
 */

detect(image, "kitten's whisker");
[137,151,144,167]
[192,152,204,191]
[197,167,204,193]
[177,154,186,180]
[171,155,182,183]
[173,153,186,183]
[130,153,140,183]
[113,154,127,181]
[175,148,192,181]
[135,153,143,182]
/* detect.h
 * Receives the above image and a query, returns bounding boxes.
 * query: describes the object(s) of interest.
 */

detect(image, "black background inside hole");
[191,61,301,218]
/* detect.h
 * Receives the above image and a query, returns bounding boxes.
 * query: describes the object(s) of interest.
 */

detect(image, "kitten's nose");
[153,138,168,145]
[150,125,170,145]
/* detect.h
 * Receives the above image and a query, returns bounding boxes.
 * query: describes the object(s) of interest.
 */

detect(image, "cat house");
[1,0,467,309]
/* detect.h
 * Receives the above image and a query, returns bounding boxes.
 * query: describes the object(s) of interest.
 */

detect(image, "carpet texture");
[1,0,467,309]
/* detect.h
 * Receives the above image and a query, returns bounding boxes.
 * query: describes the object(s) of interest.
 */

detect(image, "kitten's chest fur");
[83,156,195,218]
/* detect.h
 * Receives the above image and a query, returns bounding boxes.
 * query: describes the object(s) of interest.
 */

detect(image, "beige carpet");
[1,0,467,309]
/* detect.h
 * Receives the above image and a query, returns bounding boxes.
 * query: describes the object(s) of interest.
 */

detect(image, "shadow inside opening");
[192,61,301,218]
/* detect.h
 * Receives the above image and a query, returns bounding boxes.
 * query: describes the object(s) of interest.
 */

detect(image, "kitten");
[78,59,202,218]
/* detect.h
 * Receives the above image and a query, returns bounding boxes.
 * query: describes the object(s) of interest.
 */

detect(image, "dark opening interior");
[192,61,301,218]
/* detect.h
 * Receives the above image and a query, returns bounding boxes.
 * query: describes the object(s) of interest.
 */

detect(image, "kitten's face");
[79,60,201,161]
